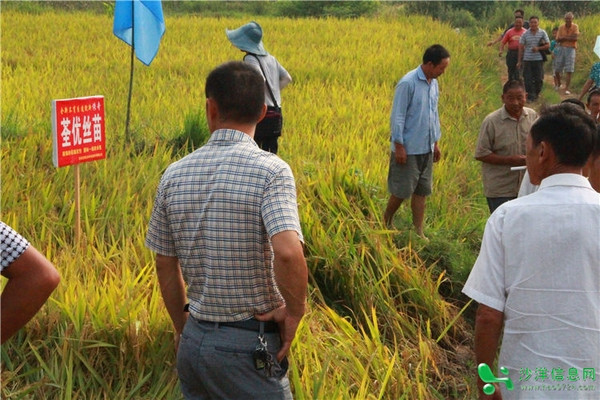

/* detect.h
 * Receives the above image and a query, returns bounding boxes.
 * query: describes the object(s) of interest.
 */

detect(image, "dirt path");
[497,56,574,105]
[542,66,576,101]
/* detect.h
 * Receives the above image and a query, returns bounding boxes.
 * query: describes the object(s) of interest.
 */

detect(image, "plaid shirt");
[145,129,303,322]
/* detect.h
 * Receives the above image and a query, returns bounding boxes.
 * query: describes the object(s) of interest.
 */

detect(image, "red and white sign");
[52,96,106,168]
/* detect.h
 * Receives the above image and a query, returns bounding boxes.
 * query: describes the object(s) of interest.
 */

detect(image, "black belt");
[192,316,279,333]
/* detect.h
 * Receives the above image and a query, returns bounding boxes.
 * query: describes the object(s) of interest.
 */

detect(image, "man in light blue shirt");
[384,44,450,238]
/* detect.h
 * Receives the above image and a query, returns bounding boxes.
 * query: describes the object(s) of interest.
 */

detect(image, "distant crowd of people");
[490,9,599,103]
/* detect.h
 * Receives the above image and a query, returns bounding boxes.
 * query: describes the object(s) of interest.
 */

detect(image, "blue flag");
[113,0,165,66]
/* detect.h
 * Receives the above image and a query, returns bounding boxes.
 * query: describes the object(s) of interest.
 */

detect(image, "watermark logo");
[478,363,515,395]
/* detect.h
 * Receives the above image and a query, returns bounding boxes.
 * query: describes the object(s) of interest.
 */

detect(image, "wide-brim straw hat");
[226,21,267,56]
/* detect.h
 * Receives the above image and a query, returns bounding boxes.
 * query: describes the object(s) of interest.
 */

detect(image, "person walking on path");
[464,103,600,400]
[499,17,527,82]
[517,16,550,103]
[227,21,292,155]
[487,9,529,47]
[554,12,579,94]
[475,80,537,213]
[384,44,450,238]
[146,61,307,399]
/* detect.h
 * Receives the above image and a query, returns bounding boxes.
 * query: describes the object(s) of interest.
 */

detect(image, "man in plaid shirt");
[146,61,307,399]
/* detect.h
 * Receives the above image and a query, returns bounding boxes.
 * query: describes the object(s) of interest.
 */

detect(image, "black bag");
[538,38,551,62]
[255,106,283,141]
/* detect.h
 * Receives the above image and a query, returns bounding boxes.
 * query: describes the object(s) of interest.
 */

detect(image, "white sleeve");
[462,211,507,312]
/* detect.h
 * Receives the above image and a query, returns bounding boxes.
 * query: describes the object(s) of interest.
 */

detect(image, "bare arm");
[578,79,593,101]
[255,230,307,361]
[474,304,504,400]
[1,245,60,343]
[557,31,579,43]
[517,44,524,69]
[433,142,441,163]
[394,142,407,164]
[155,254,188,350]
[476,153,526,166]
[487,34,503,47]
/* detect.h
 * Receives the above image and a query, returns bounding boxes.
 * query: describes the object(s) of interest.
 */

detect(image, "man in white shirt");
[463,103,600,399]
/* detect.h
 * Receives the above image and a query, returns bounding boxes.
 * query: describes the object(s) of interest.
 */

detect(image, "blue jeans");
[177,318,292,400]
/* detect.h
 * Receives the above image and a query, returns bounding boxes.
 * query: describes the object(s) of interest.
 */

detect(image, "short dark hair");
[530,103,597,167]
[423,44,450,66]
[503,79,525,94]
[560,98,585,110]
[205,61,265,124]
[514,9,524,17]
[587,88,600,105]
[529,16,539,22]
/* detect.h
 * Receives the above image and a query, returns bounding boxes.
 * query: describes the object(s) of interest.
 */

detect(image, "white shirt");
[517,170,539,197]
[463,174,600,399]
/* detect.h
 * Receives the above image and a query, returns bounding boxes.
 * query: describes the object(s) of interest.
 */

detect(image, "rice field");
[2,7,599,399]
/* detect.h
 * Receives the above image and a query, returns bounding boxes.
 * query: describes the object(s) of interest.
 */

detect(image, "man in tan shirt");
[555,12,579,94]
[475,80,538,213]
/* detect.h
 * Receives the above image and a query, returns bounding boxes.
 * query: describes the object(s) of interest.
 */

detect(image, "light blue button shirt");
[390,65,441,154]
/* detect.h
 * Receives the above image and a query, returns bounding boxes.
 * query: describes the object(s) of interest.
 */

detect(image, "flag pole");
[124,0,134,141]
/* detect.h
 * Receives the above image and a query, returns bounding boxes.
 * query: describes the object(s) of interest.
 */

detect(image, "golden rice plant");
[4,8,597,399]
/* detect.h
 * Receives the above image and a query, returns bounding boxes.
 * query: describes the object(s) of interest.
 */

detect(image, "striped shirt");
[145,129,303,322]
[519,28,550,62]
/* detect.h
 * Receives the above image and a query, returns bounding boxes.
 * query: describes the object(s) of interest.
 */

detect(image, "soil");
[497,56,575,105]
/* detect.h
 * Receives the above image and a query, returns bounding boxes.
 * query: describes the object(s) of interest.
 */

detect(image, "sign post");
[51,95,106,246]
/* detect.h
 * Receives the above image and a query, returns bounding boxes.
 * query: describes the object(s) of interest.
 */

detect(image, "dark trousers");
[486,197,516,214]
[254,108,282,154]
[506,50,521,81]
[523,61,544,101]
[254,135,279,154]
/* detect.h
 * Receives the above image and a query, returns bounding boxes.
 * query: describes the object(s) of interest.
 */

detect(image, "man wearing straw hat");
[227,21,292,155]
[146,61,307,399]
